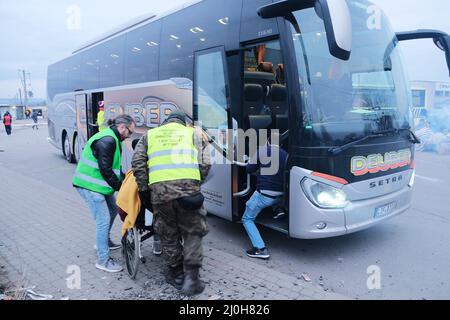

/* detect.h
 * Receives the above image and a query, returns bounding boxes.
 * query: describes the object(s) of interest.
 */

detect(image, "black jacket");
[91,126,122,191]
[247,144,288,193]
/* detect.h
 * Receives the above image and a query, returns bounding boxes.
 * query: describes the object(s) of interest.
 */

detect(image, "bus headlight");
[301,178,349,209]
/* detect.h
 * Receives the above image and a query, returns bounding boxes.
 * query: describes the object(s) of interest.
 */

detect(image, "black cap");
[167,109,186,124]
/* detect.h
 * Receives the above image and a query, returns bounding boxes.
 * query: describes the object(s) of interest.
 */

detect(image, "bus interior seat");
[267,84,287,115]
[246,114,272,131]
[274,114,288,135]
[244,71,276,96]
[246,114,272,148]
[244,83,264,116]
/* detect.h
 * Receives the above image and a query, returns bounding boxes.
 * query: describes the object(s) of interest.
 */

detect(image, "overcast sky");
[1,0,449,100]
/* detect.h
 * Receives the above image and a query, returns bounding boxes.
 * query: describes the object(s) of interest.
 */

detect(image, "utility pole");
[18,88,23,106]
[18,70,32,108]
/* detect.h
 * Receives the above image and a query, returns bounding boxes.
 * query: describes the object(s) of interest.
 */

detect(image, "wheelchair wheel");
[122,226,140,279]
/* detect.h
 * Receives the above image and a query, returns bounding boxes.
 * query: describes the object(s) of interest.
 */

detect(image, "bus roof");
[72,0,203,55]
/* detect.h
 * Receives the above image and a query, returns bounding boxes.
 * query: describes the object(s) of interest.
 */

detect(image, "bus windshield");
[291,0,413,147]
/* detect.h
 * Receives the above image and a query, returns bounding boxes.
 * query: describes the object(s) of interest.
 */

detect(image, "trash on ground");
[301,273,312,282]
[26,289,53,300]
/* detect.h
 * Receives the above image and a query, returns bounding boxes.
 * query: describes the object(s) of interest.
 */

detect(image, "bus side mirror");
[315,0,352,61]
[258,0,352,61]
[434,36,450,76]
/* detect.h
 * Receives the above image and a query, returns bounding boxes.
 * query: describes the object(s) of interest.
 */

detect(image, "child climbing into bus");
[242,131,288,259]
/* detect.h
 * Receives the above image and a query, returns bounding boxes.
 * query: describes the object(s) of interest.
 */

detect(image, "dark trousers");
[153,200,209,268]
[5,125,11,135]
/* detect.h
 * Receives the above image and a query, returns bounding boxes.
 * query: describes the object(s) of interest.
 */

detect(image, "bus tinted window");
[99,35,125,88]
[125,20,161,84]
[81,48,100,90]
[66,55,82,93]
[47,64,59,100]
[159,11,194,80]
[195,49,228,130]
[57,59,69,96]
[159,0,240,80]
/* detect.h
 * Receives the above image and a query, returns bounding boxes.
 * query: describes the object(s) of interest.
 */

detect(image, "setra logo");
[351,149,411,176]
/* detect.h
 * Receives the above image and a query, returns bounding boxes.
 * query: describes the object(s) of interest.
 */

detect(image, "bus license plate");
[374,202,397,218]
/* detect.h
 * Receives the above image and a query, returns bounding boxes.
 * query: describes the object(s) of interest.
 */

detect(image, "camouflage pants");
[153,200,209,268]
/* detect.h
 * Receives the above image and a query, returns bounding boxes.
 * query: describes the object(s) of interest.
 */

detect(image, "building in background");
[0,105,26,120]
[411,81,450,154]
[411,80,450,125]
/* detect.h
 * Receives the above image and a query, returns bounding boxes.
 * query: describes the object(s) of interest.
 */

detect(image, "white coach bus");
[47,0,450,239]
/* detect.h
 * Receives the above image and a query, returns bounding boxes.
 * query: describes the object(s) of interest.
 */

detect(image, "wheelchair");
[121,209,157,279]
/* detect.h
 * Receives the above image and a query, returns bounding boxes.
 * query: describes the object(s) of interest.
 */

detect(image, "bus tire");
[63,132,76,164]
[73,133,82,164]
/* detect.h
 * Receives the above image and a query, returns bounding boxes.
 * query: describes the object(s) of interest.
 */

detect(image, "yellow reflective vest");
[97,111,106,132]
[147,122,200,185]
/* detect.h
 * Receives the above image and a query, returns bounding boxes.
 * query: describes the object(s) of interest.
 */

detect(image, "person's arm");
[194,127,211,182]
[92,137,122,191]
[131,134,150,192]
[246,148,260,174]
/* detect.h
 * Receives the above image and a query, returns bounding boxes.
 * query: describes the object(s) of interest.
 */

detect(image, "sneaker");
[153,239,162,256]
[246,247,270,259]
[95,258,123,273]
[94,239,122,251]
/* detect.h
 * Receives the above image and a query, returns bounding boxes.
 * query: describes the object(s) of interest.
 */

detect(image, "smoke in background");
[428,106,450,132]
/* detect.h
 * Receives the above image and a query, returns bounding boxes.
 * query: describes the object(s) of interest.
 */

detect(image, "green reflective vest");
[73,127,122,195]
[147,122,200,185]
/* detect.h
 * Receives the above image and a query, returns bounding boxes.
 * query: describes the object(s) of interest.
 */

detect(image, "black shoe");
[95,239,121,251]
[165,265,185,290]
[246,247,270,259]
[108,239,121,250]
[181,266,205,296]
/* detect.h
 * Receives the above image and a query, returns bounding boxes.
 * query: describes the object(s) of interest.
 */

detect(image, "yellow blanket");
[117,170,141,236]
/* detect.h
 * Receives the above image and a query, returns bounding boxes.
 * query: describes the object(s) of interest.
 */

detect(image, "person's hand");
[139,190,152,210]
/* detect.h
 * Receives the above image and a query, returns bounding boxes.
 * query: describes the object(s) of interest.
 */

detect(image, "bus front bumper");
[289,168,412,239]
[343,185,412,235]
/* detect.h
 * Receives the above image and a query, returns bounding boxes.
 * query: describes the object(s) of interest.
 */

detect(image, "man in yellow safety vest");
[97,101,107,132]
[131,109,211,295]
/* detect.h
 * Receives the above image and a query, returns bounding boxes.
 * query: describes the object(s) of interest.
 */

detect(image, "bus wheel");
[63,133,76,164]
[73,134,82,164]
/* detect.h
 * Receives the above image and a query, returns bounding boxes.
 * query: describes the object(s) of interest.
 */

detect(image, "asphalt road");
[1,124,449,299]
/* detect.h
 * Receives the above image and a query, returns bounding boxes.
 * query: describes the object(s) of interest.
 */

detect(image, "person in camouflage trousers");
[131,109,211,295]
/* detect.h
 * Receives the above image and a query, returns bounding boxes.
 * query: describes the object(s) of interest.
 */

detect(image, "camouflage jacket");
[131,119,211,204]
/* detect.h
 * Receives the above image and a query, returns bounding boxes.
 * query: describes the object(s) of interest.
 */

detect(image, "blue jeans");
[242,191,281,250]
[76,187,118,265]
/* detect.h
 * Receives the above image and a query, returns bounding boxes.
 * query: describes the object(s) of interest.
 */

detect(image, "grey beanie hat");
[167,109,187,124]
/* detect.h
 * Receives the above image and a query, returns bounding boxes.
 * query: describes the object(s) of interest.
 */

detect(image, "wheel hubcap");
[64,138,70,158]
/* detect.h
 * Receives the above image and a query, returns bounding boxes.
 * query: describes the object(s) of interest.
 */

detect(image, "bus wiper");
[328,133,385,156]
[328,128,420,156]
[374,128,421,144]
